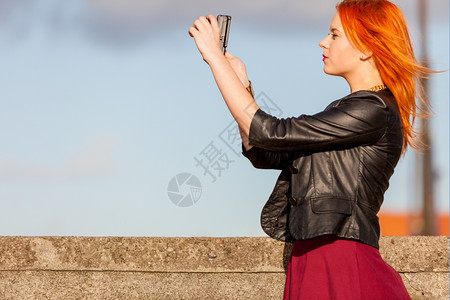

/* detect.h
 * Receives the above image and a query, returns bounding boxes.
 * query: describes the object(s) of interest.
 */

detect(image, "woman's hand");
[224,52,250,88]
[189,15,251,89]
[189,15,259,140]
[188,15,224,65]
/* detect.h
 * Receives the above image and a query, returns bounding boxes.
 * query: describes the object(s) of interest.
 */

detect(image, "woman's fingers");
[188,16,213,37]
[224,51,235,60]
[206,15,219,29]
[188,15,224,64]
[192,18,205,35]
[188,26,196,37]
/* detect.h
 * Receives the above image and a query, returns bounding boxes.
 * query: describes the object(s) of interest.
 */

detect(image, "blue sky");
[0,0,448,237]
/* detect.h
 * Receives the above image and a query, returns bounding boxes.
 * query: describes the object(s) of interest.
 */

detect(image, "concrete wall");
[0,236,448,299]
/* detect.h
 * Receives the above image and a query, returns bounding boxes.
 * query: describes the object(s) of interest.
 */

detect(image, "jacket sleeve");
[248,95,390,152]
[242,145,296,170]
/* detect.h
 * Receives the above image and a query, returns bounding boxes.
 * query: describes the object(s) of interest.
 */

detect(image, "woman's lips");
[322,55,328,61]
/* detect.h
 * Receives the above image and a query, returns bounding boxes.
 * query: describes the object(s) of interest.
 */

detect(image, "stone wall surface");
[0,236,448,299]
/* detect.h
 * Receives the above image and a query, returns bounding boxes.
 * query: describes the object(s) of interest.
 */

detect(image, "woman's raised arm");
[189,15,259,139]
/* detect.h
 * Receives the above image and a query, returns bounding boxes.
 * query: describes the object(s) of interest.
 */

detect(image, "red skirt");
[283,235,411,300]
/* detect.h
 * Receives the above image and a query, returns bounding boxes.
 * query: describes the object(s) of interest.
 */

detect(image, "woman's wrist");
[205,51,228,67]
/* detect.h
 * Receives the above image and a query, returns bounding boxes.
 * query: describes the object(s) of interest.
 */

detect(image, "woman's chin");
[323,68,335,76]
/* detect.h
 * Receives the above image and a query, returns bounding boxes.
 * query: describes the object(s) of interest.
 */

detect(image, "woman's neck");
[346,59,384,93]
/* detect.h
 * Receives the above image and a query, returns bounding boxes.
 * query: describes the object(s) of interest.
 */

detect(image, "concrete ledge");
[0,271,286,300]
[0,236,448,299]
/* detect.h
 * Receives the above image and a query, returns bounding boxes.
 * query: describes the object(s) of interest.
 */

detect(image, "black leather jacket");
[243,90,403,248]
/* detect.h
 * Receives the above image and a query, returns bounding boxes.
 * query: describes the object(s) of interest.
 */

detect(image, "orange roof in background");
[379,212,449,236]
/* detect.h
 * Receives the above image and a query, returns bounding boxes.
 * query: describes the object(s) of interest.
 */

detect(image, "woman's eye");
[331,33,338,39]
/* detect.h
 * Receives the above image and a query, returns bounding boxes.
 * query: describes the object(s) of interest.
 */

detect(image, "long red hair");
[337,0,435,152]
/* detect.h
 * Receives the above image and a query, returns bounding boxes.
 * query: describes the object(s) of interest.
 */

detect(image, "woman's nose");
[319,36,328,49]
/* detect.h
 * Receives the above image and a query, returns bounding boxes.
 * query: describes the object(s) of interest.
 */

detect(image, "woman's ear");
[360,50,373,60]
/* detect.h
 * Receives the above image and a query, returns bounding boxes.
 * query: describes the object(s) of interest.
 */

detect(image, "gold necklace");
[369,84,387,92]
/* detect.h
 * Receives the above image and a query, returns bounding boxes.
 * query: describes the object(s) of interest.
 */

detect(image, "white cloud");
[0,0,446,46]
[0,134,120,181]
[65,134,119,178]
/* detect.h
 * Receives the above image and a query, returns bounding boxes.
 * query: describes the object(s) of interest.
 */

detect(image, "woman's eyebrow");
[330,27,341,33]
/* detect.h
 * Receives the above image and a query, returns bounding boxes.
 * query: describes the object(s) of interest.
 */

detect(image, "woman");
[189,0,434,298]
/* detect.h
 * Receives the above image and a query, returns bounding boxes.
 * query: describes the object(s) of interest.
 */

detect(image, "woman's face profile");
[319,12,363,80]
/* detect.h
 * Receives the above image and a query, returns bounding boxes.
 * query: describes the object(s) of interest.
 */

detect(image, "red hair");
[336,0,436,152]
